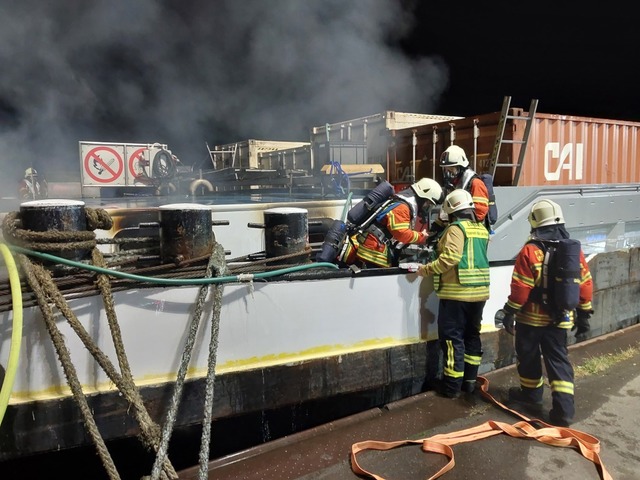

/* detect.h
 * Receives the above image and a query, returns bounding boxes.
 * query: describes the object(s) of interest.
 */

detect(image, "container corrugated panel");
[310,111,461,171]
[211,139,309,170]
[386,109,640,187]
[524,113,640,186]
[386,110,506,186]
[257,145,312,172]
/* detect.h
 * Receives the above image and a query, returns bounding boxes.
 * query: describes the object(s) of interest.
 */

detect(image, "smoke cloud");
[0,0,448,193]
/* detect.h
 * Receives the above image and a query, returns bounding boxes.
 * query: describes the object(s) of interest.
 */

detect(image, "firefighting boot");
[508,386,543,413]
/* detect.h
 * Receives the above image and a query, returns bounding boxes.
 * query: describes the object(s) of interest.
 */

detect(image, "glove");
[416,263,430,277]
[572,309,593,336]
[494,308,515,336]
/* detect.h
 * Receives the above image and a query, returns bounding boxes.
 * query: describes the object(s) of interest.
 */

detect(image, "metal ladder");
[488,96,538,186]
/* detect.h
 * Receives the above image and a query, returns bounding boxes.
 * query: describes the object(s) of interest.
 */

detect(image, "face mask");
[443,167,458,183]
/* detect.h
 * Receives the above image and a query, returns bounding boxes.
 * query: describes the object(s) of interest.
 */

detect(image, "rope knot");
[85,208,114,231]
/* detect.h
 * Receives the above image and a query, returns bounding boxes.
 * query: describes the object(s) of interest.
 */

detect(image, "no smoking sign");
[82,146,125,185]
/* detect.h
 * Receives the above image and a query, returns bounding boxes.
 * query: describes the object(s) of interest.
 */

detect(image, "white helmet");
[25,167,37,177]
[411,177,443,205]
[439,145,469,168]
[528,199,565,228]
[443,189,474,215]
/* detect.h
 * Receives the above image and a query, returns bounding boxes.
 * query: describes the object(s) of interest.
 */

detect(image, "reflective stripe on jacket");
[425,219,490,301]
[506,242,593,327]
[355,201,427,267]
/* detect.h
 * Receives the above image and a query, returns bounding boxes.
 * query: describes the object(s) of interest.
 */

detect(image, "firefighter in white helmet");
[343,178,444,268]
[495,199,594,427]
[432,145,490,234]
[18,167,48,200]
[416,189,490,398]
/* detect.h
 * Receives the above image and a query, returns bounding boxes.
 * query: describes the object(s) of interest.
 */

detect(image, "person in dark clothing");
[495,199,594,426]
[416,189,490,398]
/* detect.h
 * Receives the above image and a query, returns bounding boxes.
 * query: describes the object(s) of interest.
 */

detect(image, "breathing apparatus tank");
[346,181,394,226]
[316,219,348,263]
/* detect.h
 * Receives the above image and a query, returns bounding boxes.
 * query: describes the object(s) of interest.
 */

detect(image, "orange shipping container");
[387,108,640,187]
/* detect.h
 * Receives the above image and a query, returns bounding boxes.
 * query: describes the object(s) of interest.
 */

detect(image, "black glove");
[428,220,446,236]
[572,309,593,336]
[494,308,515,336]
[425,231,440,248]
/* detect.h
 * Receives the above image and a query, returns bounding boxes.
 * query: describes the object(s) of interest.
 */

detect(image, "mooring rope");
[1,208,326,479]
[149,243,226,480]
[91,247,178,479]
[18,255,121,480]
[3,209,178,480]
[197,246,227,480]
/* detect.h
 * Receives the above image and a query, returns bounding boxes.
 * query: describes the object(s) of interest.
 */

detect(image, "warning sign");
[82,146,125,185]
[127,147,149,180]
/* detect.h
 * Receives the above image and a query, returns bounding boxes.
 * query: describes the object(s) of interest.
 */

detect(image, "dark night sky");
[405,2,639,122]
[0,1,636,192]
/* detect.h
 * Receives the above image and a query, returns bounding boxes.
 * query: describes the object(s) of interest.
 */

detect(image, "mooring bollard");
[159,203,214,263]
[20,199,90,267]
[263,207,309,265]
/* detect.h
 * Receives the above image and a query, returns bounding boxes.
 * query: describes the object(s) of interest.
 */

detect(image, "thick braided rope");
[19,256,121,480]
[149,246,223,480]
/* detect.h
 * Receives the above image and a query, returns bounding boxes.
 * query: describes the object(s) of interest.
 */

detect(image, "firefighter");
[495,199,594,426]
[416,189,490,398]
[345,177,443,268]
[431,145,490,235]
[18,168,48,200]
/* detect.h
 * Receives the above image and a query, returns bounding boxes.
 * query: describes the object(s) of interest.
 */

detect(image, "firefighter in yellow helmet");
[18,167,48,200]
[416,189,490,398]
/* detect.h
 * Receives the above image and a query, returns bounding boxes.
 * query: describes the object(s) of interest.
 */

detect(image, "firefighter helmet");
[443,189,474,215]
[439,145,469,168]
[411,177,443,205]
[528,199,565,228]
[25,167,37,177]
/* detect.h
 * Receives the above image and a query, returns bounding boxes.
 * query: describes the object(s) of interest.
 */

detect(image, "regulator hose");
[341,192,353,222]
[8,245,338,285]
[0,243,23,427]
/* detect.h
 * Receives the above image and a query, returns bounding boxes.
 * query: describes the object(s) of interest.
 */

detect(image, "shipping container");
[208,139,310,170]
[310,111,461,175]
[386,109,640,188]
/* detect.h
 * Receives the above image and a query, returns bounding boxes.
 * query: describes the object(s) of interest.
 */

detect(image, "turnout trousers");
[514,322,575,423]
[437,299,485,396]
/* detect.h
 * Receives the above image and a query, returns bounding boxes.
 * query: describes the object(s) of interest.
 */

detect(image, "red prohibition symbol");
[128,147,148,178]
[84,146,124,183]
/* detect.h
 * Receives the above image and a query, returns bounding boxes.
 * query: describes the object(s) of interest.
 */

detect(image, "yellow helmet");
[528,199,565,228]
[443,189,474,215]
[411,177,443,205]
[25,167,37,177]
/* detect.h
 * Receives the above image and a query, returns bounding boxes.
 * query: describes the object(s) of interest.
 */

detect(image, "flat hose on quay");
[350,375,612,480]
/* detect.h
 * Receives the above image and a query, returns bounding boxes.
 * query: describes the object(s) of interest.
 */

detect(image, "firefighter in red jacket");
[495,199,594,426]
[431,145,489,234]
[345,178,443,268]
